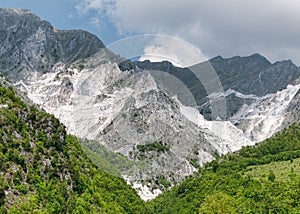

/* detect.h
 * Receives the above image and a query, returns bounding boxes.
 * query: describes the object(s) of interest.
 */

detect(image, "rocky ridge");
[15,61,253,199]
[0,8,103,81]
[1,8,300,200]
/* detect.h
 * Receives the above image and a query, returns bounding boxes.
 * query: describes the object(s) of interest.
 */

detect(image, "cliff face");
[133,54,300,120]
[0,8,103,81]
[0,75,146,213]
[18,61,253,199]
[1,8,300,200]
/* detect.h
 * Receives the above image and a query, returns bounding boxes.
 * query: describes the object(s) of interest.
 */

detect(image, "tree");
[268,171,276,182]
[210,160,219,173]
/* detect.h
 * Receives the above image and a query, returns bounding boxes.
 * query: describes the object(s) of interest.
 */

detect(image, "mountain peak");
[0,7,32,14]
[249,53,265,58]
[249,53,270,61]
[0,8,104,81]
[231,53,270,64]
[274,59,296,66]
[211,55,224,61]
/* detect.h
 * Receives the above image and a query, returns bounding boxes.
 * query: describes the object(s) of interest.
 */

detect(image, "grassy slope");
[149,124,300,214]
[245,157,300,181]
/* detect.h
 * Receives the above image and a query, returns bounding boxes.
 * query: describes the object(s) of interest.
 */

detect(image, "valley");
[0,7,300,213]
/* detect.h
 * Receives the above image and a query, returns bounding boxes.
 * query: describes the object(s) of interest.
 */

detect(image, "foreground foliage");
[0,82,149,213]
[1,79,300,213]
[150,123,300,213]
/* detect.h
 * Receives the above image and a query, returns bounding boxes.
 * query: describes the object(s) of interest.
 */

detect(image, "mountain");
[16,57,254,199]
[0,76,149,213]
[0,8,300,200]
[0,8,256,199]
[2,70,300,213]
[129,54,300,142]
[132,54,300,120]
[150,123,300,213]
[0,8,103,82]
[282,88,300,127]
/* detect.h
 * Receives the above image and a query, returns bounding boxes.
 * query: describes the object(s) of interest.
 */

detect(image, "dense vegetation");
[150,123,300,213]
[134,141,170,160]
[1,78,300,213]
[0,82,149,213]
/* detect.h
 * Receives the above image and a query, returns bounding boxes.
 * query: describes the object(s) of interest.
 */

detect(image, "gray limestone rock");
[0,8,104,81]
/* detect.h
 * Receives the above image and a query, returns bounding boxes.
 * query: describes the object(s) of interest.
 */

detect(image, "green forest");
[150,123,300,213]
[0,82,150,213]
[1,80,300,213]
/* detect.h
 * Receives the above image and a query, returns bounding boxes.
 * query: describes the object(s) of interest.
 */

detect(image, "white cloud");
[139,45,188,67]
[75,0,103,15]
[139,36,207,67]
[75,0,300,64]
[89,17,101,28]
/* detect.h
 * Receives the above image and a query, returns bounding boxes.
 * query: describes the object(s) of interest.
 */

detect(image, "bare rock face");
[131,54,300,143]
[55,29,104,63]
[281,88,300,128]
[1,8,300,200]
[133,54,300,120]
[229,83,300,142]
[15,60,254,200]
[0,8,104,81]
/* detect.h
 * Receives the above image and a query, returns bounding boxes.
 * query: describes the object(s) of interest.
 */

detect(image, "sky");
[1,0,300,66]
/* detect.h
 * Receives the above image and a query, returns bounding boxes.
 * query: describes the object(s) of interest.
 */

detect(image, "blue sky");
[1,0,300,65]
[0,0,122,45]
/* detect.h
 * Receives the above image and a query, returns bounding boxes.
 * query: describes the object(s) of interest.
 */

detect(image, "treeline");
[2,80,300,213]
[149,123,300,213]
[0,83,150,213]
[214,124,300,175]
